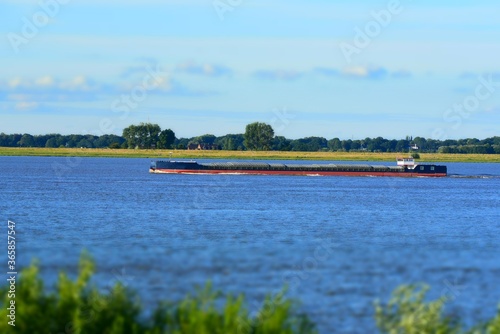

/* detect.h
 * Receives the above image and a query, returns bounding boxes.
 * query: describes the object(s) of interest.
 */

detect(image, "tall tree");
[395,139,409,152]
[122,123,161,149]
[190,134,217,149]
[122,125,137,148]
[142,123,161,148]
[244,122,274,151]
[45,138,57,148]
[18,134,35,147]
[290,137,327,152]
[328,138,342,151]
[215,134,244,150]
[158,129,176,149]
[273,136,291,151]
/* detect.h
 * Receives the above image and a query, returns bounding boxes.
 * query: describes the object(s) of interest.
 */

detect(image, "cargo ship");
[150,157,447,177]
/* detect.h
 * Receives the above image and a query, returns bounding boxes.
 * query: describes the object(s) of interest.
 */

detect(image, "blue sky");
[1,0,499,139]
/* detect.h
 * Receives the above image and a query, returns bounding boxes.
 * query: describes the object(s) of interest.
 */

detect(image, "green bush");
[375,284,500,334]
[3,253,500,334]
[0,252,316,334]
[375,284,461,334]
[411,153,420,159]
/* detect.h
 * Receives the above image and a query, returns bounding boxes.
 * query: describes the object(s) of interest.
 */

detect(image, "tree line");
[1,122,499,154]
[0,133,126,149]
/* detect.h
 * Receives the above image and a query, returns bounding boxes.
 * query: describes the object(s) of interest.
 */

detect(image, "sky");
[1,0,499,140]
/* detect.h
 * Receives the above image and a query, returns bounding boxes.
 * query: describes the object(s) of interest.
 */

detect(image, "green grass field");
[0,147,498,162]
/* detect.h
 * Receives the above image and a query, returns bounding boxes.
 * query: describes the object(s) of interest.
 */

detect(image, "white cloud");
[154,77,172,91]
[342,66,368,77]
[253,69,302,81]
[59,76,93,91]
[342,66,388,79]
[176,62,232,77]
[8,78,23,89]
[15,102,38,110]
[72,76,86,86]
[3,0,210,4]
[35,76,55,87]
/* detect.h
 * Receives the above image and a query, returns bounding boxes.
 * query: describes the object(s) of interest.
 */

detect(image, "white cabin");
[397,157,416,169]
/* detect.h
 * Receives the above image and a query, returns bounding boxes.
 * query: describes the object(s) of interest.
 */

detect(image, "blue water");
[0,156,499,333]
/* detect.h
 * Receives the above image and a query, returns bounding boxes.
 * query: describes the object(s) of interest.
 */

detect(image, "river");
[0,156,498,333]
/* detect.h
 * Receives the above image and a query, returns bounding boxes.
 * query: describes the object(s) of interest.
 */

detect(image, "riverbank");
[0,147,498,162]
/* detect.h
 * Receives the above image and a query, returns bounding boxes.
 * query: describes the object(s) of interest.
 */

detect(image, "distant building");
[187,143,220,150]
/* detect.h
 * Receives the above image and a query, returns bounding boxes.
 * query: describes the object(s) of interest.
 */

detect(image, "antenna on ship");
[169,152,173,161]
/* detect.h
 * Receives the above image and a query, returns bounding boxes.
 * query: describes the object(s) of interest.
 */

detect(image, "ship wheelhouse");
[396,157,417,170]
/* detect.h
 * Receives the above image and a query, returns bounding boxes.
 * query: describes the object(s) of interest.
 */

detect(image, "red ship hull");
[151,168,447,178]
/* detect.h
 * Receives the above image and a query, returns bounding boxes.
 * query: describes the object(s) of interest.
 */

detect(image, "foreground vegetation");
[0,147,499,162]
[0,253,314,334]
[1,254,500,333]
[375,285,500,334]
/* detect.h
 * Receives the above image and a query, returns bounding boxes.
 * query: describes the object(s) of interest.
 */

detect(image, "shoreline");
[0,147,498,162]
